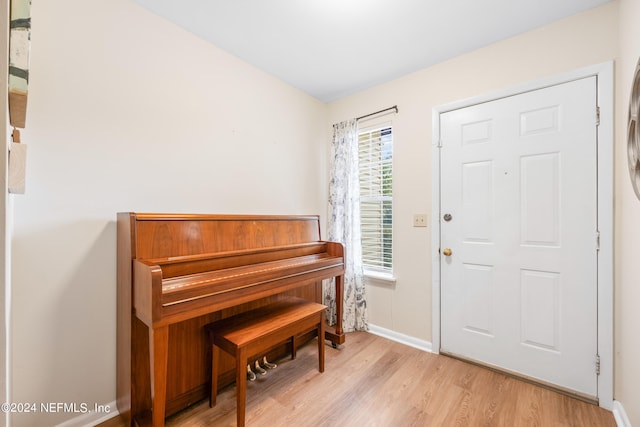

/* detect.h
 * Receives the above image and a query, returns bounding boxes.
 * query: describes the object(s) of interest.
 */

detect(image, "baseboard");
[54,400,118,427]
[367,324,432,352]
[613,400,631,427]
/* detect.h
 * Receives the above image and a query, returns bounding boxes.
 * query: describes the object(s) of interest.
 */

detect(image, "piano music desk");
[207,297,326,427]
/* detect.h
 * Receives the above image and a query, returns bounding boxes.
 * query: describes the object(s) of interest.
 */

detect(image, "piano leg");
[319,311,325,372]
[323,274,346,347]
[150,325,169,427]
[210,344,220,407]
[335,274,344,337]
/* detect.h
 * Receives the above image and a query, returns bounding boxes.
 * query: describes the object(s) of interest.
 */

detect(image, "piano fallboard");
[133,251,344,326]
[161,254,342,306]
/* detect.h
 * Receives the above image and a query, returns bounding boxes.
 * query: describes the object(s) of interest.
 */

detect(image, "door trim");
[431,61,614,410]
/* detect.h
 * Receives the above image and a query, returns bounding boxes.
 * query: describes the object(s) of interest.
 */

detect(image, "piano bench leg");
[236,347,247,427]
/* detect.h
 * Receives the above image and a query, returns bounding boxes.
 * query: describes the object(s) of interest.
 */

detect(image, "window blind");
[358,126,393,272]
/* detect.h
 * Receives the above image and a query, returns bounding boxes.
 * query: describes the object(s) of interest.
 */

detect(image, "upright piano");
[116,213,345,426]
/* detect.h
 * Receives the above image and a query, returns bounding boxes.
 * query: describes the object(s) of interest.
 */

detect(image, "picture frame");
[8,0,31,129]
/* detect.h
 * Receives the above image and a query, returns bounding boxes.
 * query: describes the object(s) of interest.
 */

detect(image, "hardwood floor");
[105,331,616,426]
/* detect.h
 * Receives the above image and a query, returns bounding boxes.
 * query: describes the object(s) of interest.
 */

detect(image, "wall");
[615,0,640,423]
[329,2,618,343]
[9,0,328,425]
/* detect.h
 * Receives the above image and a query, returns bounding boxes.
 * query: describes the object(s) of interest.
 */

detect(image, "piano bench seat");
[206,297,326,427]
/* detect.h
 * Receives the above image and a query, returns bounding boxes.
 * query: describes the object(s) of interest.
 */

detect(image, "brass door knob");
[442,248,453,256]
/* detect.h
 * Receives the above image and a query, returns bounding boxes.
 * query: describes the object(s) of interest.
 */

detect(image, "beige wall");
[616,0,640,423]
[9,0,328,425]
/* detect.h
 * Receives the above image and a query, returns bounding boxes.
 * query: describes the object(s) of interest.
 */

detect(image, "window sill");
[364,270,396,286]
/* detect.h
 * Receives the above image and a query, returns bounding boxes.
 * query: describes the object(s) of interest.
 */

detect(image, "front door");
[439,76,598,398]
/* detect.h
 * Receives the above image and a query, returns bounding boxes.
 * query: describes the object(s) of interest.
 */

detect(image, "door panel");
[440,77,598,397]
[462,161,494,242]
[521,153,560,246]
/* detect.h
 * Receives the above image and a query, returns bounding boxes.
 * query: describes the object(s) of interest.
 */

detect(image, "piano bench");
[206,297,326,427]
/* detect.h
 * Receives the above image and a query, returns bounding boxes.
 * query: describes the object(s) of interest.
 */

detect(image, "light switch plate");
[9,142,27,194]
[413,214,427,227]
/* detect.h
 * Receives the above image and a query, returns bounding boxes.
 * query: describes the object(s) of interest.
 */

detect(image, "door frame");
[431,61,613,409]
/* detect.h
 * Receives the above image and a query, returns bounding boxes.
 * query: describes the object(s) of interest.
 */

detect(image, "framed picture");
[8,0,31,129]
[629,58,640,199]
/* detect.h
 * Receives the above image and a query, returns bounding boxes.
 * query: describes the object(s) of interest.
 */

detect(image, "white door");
[440,77,598,398]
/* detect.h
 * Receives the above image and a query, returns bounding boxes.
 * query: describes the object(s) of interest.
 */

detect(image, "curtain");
[323,119,368,332]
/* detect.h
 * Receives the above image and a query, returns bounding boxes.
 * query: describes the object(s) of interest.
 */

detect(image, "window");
[358,125,393,273]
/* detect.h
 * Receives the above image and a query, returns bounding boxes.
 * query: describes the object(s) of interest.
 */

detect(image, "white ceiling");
[135,0,613,102]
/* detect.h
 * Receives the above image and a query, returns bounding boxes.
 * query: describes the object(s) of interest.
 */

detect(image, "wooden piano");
[117,213,345,426]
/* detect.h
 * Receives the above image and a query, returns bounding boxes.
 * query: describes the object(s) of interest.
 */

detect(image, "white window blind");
[358,126,393,273]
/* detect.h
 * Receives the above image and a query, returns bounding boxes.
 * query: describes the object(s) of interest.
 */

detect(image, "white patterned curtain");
[323,119,368,332]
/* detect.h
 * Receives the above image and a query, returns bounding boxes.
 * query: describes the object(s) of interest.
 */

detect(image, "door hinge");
[595,354,601,376]
[596,230,600,252]
[596,106,601,126]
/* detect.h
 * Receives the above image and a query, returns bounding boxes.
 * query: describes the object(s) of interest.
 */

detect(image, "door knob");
[442,248,453,256]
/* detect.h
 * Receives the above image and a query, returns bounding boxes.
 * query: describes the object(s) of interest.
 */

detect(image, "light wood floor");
[106,331,616,426]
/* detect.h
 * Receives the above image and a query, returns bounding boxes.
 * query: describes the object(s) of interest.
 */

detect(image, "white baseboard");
[613,400,631,427]
[55,401,118,427]
[367,324,432,353]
